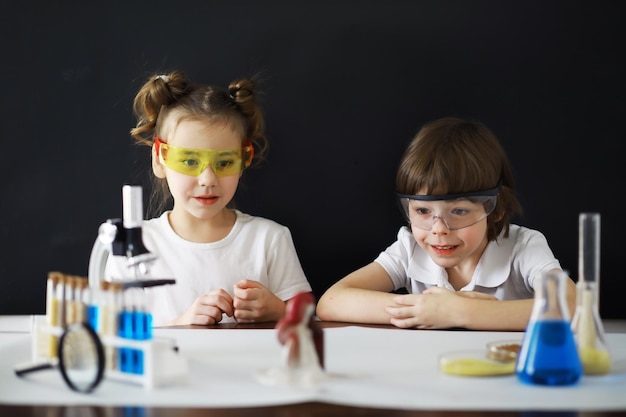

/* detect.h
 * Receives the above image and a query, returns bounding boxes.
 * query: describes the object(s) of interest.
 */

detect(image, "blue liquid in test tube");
[87,305,99,333]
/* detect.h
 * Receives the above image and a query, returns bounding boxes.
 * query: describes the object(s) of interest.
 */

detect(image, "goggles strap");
[154,136,164,157]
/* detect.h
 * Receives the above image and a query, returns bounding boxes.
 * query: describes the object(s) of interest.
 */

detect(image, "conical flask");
[571,212,611,375]
[516,270,582,386]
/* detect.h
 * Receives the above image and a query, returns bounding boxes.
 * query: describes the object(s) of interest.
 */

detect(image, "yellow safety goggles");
[154,136,254,177]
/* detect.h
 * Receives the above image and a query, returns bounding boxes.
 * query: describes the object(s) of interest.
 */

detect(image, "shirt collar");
[407,230,513,289]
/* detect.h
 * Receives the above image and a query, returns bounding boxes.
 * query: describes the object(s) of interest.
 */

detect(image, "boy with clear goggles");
[316,117,575,331]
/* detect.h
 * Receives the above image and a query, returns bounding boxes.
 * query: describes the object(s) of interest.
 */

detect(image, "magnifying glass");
[14,322,105,393]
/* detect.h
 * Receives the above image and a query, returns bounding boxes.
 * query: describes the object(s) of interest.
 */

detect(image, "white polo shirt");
[375,224,562,299]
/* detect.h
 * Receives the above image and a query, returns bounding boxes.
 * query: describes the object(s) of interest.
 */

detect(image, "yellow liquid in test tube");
[571,213,611,375]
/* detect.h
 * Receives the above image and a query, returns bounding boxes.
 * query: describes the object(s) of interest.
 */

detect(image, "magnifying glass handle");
[14,358,59,376]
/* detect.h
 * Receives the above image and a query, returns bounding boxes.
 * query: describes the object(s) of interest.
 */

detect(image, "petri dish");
[439,349,516,376]
[486,339,522,362]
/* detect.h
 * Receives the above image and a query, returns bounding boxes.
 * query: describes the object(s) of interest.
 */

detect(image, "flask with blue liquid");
[516,269,582,386]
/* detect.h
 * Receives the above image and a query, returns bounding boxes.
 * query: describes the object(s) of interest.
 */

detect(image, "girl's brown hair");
[130,70,268,216]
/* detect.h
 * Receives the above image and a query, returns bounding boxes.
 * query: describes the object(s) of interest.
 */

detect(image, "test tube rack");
[32,316,188,390]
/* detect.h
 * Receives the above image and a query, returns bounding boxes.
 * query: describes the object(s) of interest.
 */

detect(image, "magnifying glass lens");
[59,322,105,393]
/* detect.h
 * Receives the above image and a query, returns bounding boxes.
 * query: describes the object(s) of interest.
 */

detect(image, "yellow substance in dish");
[579,347,611,375]
[440,358,515,376]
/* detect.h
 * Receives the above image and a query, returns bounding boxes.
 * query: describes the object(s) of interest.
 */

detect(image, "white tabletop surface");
[1,316,625,411]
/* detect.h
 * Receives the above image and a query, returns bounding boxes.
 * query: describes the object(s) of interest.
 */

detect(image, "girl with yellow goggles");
[112,70,312,328]
[154,136,254,177]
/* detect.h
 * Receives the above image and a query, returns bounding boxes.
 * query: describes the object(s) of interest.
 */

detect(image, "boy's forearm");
[457,298,534,331]
[317,288,396,324]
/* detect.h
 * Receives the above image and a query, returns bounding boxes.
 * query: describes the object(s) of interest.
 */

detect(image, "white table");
[1,316,625,414]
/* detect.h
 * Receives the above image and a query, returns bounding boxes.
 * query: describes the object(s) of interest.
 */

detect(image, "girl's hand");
[233,279,286,323]
[385,287,469,329]
[175,288,234,325]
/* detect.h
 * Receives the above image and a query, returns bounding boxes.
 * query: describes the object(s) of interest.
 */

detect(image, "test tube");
[56,274,67,329]
[43,272,62,358]
[74,276,88,324]
[571,212,611,375]
[64,276,76,325]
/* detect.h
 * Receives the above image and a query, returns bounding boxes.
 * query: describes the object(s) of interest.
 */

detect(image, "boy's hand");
[385,287,470,329]
[449,290,497,300]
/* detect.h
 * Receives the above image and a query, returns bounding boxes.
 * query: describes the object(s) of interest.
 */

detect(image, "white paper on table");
[0,325,625,411]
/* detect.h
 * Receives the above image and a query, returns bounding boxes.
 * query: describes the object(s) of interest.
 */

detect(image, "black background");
[2,1,623,319]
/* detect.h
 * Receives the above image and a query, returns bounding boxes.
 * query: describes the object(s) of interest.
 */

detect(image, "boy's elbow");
[315,295,334,321]
[315,308,328,321]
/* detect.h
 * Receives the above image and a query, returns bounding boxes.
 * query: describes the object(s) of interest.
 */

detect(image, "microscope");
[88,184,173,290]
[84,184,185,388]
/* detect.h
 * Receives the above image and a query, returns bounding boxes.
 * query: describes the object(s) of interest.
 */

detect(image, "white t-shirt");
[375,224,562,299]
[106,210,312,325]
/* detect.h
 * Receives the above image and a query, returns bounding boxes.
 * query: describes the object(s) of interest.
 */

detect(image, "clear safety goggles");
[397,185,500,231]
[154,136,254,177]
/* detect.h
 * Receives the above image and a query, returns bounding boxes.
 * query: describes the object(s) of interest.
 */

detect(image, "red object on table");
[275,292,324,369]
